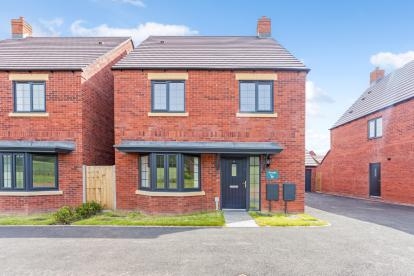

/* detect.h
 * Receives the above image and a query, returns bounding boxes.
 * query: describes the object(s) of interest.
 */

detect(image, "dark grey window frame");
[0,152,58,191]
[239,81,274,113]
[13,81,47,112]
[368,117,382,139]
[139,153,201,192]
[151,80,186,112]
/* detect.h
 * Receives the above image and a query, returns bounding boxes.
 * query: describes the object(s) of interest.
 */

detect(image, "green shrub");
[75,202,102,219]
[54,206,77,224]
[54,202,103,224]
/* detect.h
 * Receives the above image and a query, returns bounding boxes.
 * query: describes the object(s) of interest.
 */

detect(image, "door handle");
[242,180,246,188]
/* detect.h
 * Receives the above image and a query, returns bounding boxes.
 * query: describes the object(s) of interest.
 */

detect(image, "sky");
[1,0,414,154]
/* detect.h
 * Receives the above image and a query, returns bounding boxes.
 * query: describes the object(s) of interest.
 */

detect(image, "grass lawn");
[0,214,55,225]
[73,211,225,226]
[249,212,328,227]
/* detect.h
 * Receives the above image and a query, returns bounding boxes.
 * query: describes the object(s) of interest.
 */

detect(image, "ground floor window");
[0,153,58,191]
[140,153,200,192]
[249,156,260,210]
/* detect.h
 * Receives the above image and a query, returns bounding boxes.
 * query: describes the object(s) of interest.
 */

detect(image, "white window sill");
[0,191,63,196]
[9,112,49,118]
[148,112,189,117]
[135,190,205,197]
[236,112,278,118]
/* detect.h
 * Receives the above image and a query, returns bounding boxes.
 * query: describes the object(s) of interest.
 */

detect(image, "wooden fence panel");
[84,165,116,210]
[316,172,322,192]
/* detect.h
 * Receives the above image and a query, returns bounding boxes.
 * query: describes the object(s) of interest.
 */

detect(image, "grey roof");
[113,36,308,70]
[115,140,283,154]
[0,37,131,70]
[0,140,75,153]
[333,61,414,128]
[305,150,319,167]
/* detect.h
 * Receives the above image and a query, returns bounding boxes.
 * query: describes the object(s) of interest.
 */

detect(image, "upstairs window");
[14,82,46,112]
[152,81,185,112]
[239,81,273,113]
[368,117,383,139]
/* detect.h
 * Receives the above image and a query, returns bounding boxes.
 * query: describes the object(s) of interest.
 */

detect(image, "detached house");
[0,17,133,213]
[318,63,414,205]
[113,17,308,213]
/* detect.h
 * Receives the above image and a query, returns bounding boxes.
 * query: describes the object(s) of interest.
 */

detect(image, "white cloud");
[306,81,334,117]
[370,51,414,69]
[70,20,198,44]
[113,0,145,7]
[306,128,330,155]
[32,18,64,36]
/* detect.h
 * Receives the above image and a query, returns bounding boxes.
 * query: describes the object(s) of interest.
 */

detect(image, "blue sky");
[1,0,414,154]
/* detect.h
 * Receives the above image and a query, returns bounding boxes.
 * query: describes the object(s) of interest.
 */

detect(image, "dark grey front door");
[305,169,312,192]
[221,158,247,209]
[369,163,381,196]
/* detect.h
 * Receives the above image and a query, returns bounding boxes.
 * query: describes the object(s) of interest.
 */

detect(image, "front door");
[305,169,312,192]
[221,158,247,209]
[369,163,381,196]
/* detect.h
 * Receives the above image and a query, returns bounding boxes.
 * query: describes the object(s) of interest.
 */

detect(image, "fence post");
[112,165,116,210]
[82,165,87,203]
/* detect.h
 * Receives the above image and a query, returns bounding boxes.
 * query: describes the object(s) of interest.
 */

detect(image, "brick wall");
[81,40,133,165]
[114,69,306,213]
[0,71,84,213]
[317,99,414,205]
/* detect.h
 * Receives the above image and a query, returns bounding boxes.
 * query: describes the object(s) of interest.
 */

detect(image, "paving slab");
[223,209,258,227]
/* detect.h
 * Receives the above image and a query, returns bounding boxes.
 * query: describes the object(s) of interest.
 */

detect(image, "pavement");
[0,193,413,275]
[223,209,258,227]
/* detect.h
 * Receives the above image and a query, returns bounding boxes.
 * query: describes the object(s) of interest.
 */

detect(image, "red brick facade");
[114,70,306,214]
[317,99,414,205]
[0,40,133,213]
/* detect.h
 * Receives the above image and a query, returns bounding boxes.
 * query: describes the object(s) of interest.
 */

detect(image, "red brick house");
[113,17,308,213]
[0,17,133,213]
[318,63,414,205]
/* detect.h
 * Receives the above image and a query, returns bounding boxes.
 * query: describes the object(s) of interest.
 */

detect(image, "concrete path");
[223,209,258,227]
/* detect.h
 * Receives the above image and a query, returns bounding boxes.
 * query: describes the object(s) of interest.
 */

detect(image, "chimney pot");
[370,67,385,85]
[257,16,271,38]
[11,16,32,39]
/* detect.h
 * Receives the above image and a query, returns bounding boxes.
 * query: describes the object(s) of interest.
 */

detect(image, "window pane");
[32,84,45,111]
[376,118,383,137]
[257,84,272,111]
[169,82,185,111]
[184,156,199,189]
[32,155,56,188]
[168,155,178,189]
[156,155,165,189]
[140,155,150,188]
[369,120,376,138]
[15,83,31,112]
[249,156,260,211]
[15,154,25,189]
[240,82,256,112]
[2,155,12,189]
[153,83,167,110]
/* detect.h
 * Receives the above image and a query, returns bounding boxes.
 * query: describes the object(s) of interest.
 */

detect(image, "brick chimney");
[11,17,32,39]
[257,16,271,38]
[370,67,385,85]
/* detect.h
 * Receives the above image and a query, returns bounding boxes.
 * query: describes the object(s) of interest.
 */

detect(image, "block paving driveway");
[0,193,413,275]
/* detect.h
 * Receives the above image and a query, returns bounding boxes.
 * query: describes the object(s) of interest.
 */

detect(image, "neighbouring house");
[317,63,414,205]
[305,150,321,192]
[0,17,133,213]
[113,16,309,214]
